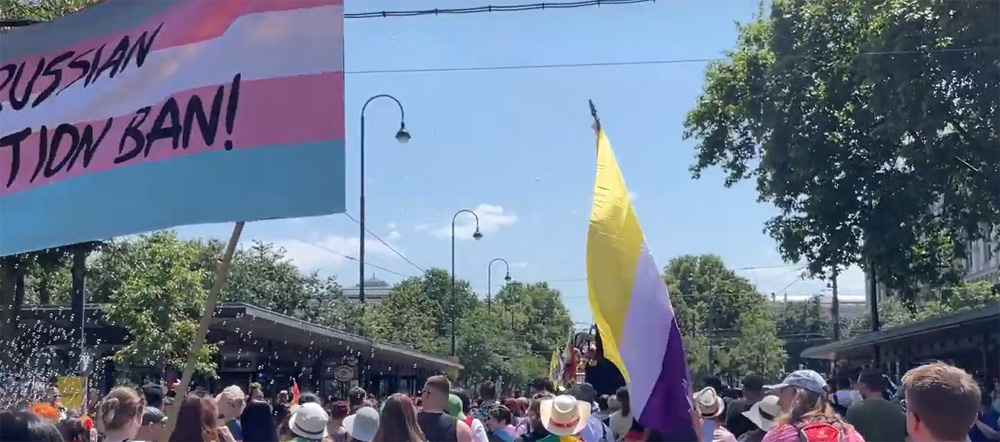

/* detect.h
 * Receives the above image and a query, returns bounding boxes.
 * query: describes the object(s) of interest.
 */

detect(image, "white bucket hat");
[288,402,329,439]
[539,395,591,436]
[693,387,725,418]
[741,395,781,431]
[343,407,380,442]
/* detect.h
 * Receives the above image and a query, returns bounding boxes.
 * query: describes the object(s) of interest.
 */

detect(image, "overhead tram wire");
[345,46,998,76]
[289,238,415,279]
[345,0,658,19]
[343,212,426,273]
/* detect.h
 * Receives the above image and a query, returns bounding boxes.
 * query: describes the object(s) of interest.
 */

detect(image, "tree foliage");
[664,255,787,380]
[683,0,1000,302]
[368,272,573,385]
[772,297,834,372]
[849,281,999,334]
[89,232,219,376]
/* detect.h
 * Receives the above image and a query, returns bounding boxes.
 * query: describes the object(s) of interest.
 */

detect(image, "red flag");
[291,380,301,405]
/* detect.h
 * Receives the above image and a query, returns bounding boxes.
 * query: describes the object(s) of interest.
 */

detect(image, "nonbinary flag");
[585,127,692,437]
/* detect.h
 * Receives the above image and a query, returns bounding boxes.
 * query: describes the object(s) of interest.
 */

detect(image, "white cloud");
[430,204,518,240]
[510,262,528,268]
[386,230,402,240]
[271,236,397,271]
[736,263,866,301]
[629,191,638,201]
[414,224,430,231]
[387,222,397,230]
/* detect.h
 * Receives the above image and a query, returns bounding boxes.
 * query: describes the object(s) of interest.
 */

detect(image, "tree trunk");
[0,258,17,340]
[831,269,841,341]
[71,245,88,375]
[39,273,51,305]
[0,258,28,342]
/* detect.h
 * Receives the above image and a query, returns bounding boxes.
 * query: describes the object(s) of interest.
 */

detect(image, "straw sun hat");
[539,395,591,436]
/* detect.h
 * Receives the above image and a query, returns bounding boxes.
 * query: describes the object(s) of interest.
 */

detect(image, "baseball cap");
[445,394,466,419]
[765,370,827,394]
[142,406,168,425]
[343,407,380,442]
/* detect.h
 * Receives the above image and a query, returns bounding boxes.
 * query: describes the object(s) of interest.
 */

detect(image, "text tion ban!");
[1,74,242,189]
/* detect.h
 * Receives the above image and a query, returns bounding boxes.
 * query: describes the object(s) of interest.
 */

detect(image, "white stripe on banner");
[1,5,344,139]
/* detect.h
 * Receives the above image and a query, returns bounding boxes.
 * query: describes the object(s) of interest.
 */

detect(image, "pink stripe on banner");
[1,0,342,69]
[0,72,344,196]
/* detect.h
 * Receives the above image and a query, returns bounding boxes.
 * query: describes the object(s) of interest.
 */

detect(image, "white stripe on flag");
[2,5,344,138]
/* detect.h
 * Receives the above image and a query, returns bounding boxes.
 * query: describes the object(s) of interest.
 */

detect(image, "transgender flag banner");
[0,0,346,256]
[586,126,693,438]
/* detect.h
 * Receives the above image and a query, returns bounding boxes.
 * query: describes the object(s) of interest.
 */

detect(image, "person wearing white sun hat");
[693,387,737,442]
[289,402,330,441]
[343,406,380,442]
[738,396,780,442]
[538,395,591,441]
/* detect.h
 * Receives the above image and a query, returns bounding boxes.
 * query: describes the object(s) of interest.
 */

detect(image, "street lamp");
[359,94,408,303]
[488,258,511,313]
[451,209,482,356]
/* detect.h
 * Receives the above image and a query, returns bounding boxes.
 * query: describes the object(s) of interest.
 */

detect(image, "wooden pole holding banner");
[158,221,245,442]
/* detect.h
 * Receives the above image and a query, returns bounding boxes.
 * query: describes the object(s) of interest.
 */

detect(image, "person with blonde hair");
[760,370,864,442]
[99,387,146,442]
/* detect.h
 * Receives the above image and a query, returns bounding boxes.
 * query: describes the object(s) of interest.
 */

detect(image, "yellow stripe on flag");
[586,128,644,384]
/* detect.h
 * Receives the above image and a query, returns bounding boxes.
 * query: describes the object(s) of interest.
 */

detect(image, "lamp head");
[472,229,483,241]
[395,122,410,144]
[504,274,512,282]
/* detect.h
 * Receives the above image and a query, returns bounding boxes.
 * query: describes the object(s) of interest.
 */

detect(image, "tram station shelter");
[801,303,999,380]
[17,303,462,398]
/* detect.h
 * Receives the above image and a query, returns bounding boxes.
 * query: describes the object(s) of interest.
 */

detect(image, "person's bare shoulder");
[456,419,474,442]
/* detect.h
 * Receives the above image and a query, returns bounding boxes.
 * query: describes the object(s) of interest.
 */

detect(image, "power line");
[345,46,997,76]
[288,238,414,279]
[343,212,426,274]
[345,0,657,19]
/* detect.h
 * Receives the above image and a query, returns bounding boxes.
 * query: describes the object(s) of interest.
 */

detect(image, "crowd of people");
[2,361,998,442]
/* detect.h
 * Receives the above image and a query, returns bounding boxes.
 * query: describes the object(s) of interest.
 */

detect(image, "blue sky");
[177,0,867,324]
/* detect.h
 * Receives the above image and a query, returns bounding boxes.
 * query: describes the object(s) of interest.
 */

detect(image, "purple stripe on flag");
[638,319,693,439]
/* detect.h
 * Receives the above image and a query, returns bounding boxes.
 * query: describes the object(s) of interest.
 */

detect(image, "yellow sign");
[57,376,85,410]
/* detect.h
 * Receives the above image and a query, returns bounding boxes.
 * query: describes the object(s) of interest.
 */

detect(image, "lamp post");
[487,258,512,313]
[451,209,483,356]
[359,94,409,303]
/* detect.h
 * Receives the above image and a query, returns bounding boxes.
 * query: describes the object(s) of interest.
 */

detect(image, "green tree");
[664,254,787,380]
[493,281,574,359]
[683,0,999,303]
[773,297,834,372]
[367,277,441,354]
[916,281,999,321]
[89,232,219,376]
[849,281,999,334]
[224,241,317,315]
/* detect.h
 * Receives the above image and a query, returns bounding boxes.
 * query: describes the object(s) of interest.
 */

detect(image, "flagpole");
[159,221,244,442]
[588,99,601,132]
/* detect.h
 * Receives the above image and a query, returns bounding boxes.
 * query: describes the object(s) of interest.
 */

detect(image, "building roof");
[20,303,462,371]
[800,303,1000,360]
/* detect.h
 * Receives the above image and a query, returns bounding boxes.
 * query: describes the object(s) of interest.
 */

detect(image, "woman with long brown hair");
[170,395,237,442]
[373,394,425,442]
[761,371,865,442]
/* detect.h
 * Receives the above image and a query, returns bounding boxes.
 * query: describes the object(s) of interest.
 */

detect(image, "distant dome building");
[342,275,392,303]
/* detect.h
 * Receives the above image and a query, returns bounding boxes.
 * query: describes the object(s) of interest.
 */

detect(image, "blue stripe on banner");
[0,141,345,256]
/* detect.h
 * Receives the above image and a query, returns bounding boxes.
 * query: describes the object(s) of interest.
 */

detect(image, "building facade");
[964,234,999,284]
[16,303,461,398]
[342,276,393,303]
